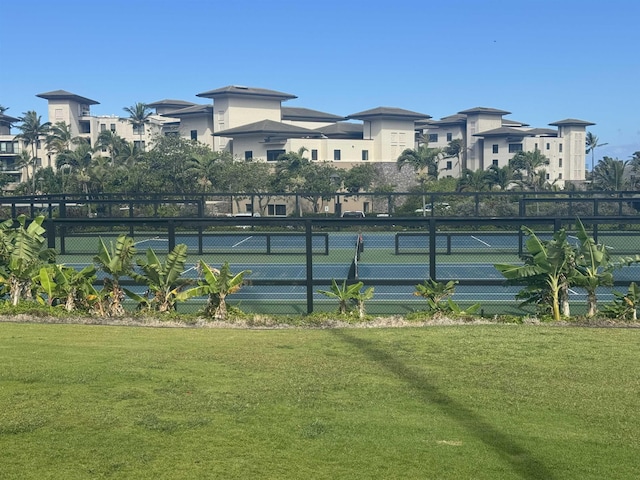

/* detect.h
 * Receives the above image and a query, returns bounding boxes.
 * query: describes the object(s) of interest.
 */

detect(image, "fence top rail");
[3,190,640,203]
[37,215,640,228]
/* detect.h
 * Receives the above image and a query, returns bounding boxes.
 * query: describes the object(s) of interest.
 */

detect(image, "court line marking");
[232,236,254,248]
[470,235,491,247]
[134,236,169,246]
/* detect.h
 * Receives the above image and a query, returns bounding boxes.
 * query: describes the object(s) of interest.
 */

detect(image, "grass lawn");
[1,323,639,479]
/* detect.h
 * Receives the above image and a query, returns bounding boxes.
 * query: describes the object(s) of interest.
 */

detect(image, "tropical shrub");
[128,244,193,312]
[414,279,480,315]
[601,282,640,321]
[0,215,56,306]
[93,235,136,316]
[317,279,374,319]
[177,261,250,320]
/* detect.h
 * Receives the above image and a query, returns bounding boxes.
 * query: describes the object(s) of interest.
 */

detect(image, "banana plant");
[93,235,136,316]
[572,219,614,317]
[0,215,56,306]
[414,279,458,311]
[128,244,192,312]
[33,264,98,311]
[317,279,373,317]
[602,282,640,321]
[495,227,577,321]
[177,261,250,320]
[413,278,480,315]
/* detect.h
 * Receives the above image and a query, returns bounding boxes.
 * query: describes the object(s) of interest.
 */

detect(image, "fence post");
[429,218,437,281]
[45,218,56,250]
[305,220,314,314]
[168,220,176,252]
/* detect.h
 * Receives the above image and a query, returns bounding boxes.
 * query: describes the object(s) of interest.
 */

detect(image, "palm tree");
[0,105,8,114]
[444,139,464,176]
[397,144,443,182]
[45,122,73,157]
[15,111,51,192]
[95,130,126,164]
[509,150,550,190]
[56,140,94,196]
[486,164,514,190]
[185,151,219,193]
[456,168,490,192]
[113,141,145,195]
[585,132,608,174]
[123,102,152,149]
[15,150,34,188]
[629,152,640,189]
[591,157,629,191]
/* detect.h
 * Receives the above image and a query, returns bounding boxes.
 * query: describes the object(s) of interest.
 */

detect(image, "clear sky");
[1,0,638,161]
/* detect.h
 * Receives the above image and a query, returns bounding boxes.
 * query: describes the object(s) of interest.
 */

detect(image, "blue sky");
[1,0,638,161]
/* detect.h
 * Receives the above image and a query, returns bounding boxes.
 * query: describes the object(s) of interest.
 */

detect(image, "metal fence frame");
[35,214,640,314]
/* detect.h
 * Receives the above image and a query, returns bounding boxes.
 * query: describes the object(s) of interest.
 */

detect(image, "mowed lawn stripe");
[0,323,638,479]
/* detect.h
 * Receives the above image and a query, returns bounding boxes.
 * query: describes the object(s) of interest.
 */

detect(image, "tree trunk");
[586,290,597,317]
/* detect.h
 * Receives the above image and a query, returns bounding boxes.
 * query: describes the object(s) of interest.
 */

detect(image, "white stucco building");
[1,85,593,190]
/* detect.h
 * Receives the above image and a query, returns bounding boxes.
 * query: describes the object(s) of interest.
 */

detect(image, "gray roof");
[147,99,197,108]
[502,119,530,127]
[527,128,558,137]
[458,107,511,115]
[348,106,431,120]
[36,89,99,105]
[160,104,213,117]
[549,118,595,126]
[281,106,345,122]
[0,113,20,124]
[423,113,467,126]
[314,122,363,139]
[472,127,530,137]
[197,85,297,100]
[213,119,321,138]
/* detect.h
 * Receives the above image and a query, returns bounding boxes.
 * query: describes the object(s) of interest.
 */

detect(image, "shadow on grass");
[331,329,555,480]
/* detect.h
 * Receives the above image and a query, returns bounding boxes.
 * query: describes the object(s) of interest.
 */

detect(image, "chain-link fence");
[31,214,640,316]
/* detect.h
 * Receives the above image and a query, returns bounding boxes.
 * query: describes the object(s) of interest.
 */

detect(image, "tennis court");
[55,228,640,315]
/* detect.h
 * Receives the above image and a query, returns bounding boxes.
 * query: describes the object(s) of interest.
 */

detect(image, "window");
[110,123,116,132]
[446,161,452,170]
[363,202,370,213]
[546,173,550,180]
[0,142,15,153]
[100,124,106,132]
[133,124,145,136]
[190,130,198,141]
[559,158,563,168]
[245,204,253,213]
[446,133,452,142]
[311,149,318,161]
[267,149,285,161]
[267,204,287,216]
[55,108,63,120]
[492,144,499,154]
[134,140,146,151]
[508,143,523,153]
[244,151,253,160]
[559,143,563,152]
[428,133,438,143]
[492,159,499,166]
[558,173,563,179]
[361,150,369,161]
[534,143,538,150]
[546,143,550,150]
[333,149,341,161]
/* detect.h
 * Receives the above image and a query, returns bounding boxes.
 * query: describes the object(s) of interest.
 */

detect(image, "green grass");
[1,323,639,479]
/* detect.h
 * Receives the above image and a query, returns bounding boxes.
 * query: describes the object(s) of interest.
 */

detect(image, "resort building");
[1,85,593,191]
